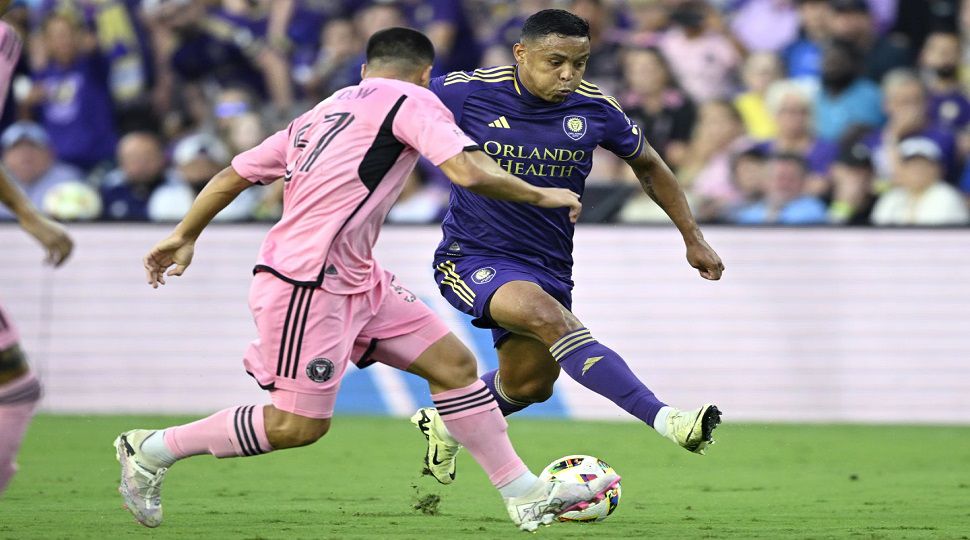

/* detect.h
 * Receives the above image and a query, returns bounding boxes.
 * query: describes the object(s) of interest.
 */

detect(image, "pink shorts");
[243,271,449,419]
[0,302,19,352]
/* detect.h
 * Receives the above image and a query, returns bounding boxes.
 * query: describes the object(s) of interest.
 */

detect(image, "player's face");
[513,35,591,103]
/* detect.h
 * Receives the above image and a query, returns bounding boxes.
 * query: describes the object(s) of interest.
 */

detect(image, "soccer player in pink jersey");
[113,28,618,532]
[0,12,74,499]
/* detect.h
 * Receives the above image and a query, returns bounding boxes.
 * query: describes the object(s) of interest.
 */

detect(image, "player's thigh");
[354,274,476,392]
[488,280,582,345]
[495,334,561,398]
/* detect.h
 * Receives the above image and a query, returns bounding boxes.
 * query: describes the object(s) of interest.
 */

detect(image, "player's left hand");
[686,239,724,281]
[143,234,195,288]
[20,214,73,267]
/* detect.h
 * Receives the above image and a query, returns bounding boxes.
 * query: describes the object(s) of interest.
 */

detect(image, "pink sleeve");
[392,93,478,166]
[230,128,289,184]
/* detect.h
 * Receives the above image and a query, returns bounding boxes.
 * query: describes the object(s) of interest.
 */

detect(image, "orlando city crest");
[563,115,586,141]
[472,267,496,284]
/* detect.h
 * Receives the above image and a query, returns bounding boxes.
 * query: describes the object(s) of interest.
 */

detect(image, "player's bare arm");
[143,166,252,288]
[626,143,724,281]
[439,150,582,222]
[0,168,72,267]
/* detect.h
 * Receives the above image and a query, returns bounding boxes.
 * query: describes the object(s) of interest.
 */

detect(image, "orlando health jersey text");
[431,65,644,283]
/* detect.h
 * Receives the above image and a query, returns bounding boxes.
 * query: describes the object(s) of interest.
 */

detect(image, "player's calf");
[264,408,330,449]
[0,366,42,496]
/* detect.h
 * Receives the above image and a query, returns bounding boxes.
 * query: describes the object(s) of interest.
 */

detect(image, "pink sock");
[0,372,41,495]
[163,405,272,459]
[432,380,528,488]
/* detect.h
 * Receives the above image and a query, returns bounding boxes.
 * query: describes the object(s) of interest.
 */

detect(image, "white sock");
[139,430,178,469]
[653,406,674,437]
[498,471,543,499]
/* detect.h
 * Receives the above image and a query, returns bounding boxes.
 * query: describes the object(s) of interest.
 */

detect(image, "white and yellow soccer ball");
[539,454,621,522]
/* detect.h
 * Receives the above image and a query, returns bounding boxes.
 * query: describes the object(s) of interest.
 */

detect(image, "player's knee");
[521,303,575,344]
[265,412,331,449]
[437,347,479,389]
[507,376,556,404]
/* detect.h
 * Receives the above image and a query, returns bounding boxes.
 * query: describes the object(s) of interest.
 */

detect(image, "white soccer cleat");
[114,429,167,528]
[410,407,461,484]
[664,404,722,455]
[506,474,621,532]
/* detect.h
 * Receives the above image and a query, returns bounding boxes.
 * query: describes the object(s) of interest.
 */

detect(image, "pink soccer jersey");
[232,77,477,294]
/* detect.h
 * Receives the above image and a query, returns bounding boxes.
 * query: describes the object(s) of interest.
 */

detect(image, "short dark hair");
[366,27,434,68]
[521,9,590,42]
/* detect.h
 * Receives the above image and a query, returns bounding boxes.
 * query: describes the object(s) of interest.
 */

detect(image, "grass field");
[1,416,968,539]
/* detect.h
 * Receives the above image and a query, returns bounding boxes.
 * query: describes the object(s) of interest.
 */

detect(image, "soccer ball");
[539,455,621,522]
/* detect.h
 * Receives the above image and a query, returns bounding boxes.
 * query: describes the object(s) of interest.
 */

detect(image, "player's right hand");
[143,235,195,289]
[21,214,73,267]
[536,188,582,223]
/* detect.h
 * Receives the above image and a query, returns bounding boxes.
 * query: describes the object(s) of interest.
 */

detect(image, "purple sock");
[480,369,530,416]
[550,328,667,426]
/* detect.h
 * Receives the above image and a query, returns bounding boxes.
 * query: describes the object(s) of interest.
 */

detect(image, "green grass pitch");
[1,415,968,539]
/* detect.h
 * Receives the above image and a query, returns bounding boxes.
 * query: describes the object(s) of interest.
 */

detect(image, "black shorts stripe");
[0,378,42,405]
[433,386,489,405]
[436,392,495,413]
[282,287,309,380]
[438,396,497,417]
[233,407,254,456]
[275,286,301,376]
[289,287,315,379]
[245,405,263,454]
[356,338,380,369]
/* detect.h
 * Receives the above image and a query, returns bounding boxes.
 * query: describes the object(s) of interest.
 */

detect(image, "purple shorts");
[432,255,573,347]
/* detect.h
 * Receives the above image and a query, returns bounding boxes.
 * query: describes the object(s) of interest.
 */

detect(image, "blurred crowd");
[1,0,969,226]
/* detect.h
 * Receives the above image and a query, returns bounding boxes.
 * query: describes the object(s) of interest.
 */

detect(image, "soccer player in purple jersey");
[412,10,726,484]
[113,28,617,532]
[0,10,74,498]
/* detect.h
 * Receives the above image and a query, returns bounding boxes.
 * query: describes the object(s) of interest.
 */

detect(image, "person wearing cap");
[0,122,88,221]
[731,152,829,225]
[147,133,259,222]
[862,69,957,184]
[99,132,180,221]
[828,0,911,83]
[829,141,878,225]
[871,137,969,225]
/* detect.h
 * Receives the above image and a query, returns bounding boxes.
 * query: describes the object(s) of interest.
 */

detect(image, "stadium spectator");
[735,52,784,141]
[0,121,90,221]
[407,0,482,78]
[918,31,970,134]
[863,70,956,184]
[481,0,554,66]
[759,80,839,193]
[782,0,830,81]
[732,152,829,224]
[870,137,969,225]
[828,141,878,224]
[619,46,695,168]
[728,0,800,53]
[296,18,362,102]
[813,39,883,142]
[828,0,910,83]
[726,144,770,217]
[24,12,118,172]
[148,132,257,222]
[677,100,752,221]
[99,132,178,221]
[570,0,623,93]
[660,0,742,102]
[623,0,669,47]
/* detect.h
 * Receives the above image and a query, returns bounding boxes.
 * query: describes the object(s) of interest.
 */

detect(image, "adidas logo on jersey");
[487,116,511,129]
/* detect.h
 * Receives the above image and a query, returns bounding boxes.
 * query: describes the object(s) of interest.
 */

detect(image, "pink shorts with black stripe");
[243,271,449,419]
